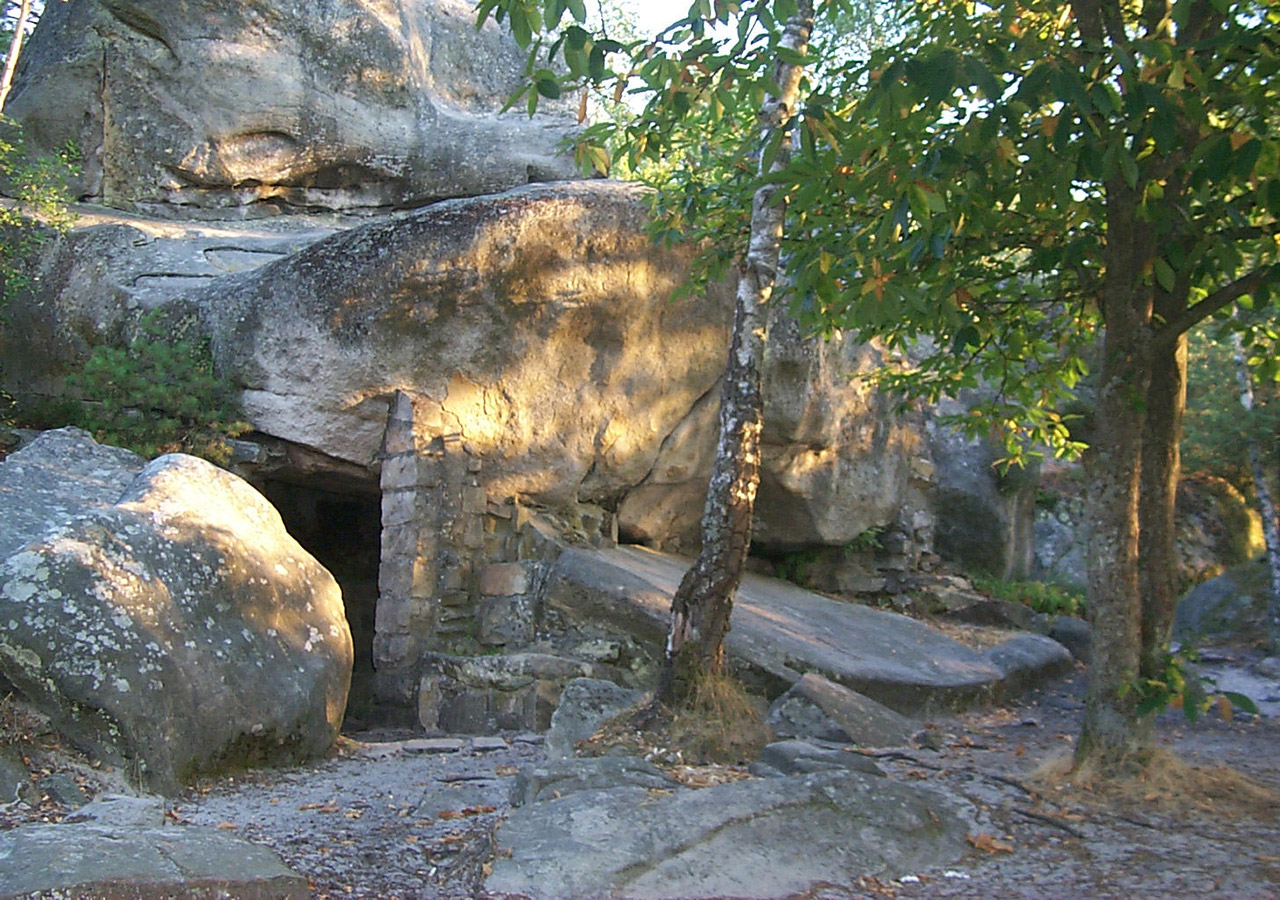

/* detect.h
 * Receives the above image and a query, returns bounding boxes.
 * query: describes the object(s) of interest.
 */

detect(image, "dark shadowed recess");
[256,475,382,731]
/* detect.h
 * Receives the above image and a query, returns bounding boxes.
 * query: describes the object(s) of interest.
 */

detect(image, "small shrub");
[844,526,884,553]
[1123,649,1259,724]
[973,574,1087,618]
[66,312,249,463]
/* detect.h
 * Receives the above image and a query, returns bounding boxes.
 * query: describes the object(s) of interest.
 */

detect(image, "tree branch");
[1155,264,1280,347]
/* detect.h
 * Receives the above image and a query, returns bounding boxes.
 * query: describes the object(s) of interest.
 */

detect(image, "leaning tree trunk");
[0,0,34,116]
[1077,187,1155,767]
[1232,330,1280,654]
[657,1,813,704]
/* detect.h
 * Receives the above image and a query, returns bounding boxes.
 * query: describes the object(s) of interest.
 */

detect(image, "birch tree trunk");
[1232,331,1280,655]
[657,0,813,703]
[0,0,34,116]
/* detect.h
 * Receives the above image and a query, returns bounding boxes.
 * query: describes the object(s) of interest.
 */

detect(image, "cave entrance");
[258,477,382,731]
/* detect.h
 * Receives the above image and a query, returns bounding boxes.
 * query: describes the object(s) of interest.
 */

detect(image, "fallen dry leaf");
[496,765,519,777]
[215,822,237,830]
[343,809,363,819]
[967,833,1014,854]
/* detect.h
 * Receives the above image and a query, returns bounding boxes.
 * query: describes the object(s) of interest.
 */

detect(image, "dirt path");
[148,667,1279,900]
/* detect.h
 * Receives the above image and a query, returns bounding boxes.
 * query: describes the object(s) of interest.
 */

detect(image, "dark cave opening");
[259,478,382,731]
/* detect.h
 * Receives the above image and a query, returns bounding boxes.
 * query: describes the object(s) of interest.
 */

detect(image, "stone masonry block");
[462,486,488,514]
[477,562,533,597]
[375,597,412,633]
[381,523,418,559]
[378,560,413,598]
[381,488,418,527]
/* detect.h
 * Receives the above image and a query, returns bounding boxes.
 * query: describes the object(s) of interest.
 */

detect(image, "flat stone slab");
[485,769,974,900]
[545,546,1004,712]
[768,672,919,747]
[0,824,309,900]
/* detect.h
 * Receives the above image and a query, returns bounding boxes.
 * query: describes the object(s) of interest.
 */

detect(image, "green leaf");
[1221,691,1260,715]
[510,9,533,48]
[1153,257,1175,292]
[1119,149,1139,188]
[535,71,562,99]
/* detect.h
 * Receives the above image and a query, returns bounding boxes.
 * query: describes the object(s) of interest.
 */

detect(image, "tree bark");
[1232,331,1280,655]
[1077,186,1155,767]
[658,0,813,703]
[1137,332,1187,751]
[0,0,34,116]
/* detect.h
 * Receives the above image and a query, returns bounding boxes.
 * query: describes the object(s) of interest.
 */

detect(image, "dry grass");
[1032,748,1280,819]
[578,669,772,767]
[667,668,772,765]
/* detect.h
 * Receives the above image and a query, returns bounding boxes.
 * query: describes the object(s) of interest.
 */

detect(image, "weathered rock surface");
[0,824,309,900]
[753,739,886,777]
[196,181,735,505]
[485,769,974,900]
[620,310,923,553]
[767,672,917,748]
[1175,557,1274,642]
[982,634,1075,697]
[1035,471,1262,592]
[544,677,647,759]
[6,181,935,558]
[0,429,352,793]
[7,0,577,213]
[0,427,147,560]
[2,208,341,398]
[509,755,679,806]
[544,544,1008,712]
[927,397,1037,579]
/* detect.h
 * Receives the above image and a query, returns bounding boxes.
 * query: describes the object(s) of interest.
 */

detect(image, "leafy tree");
[489,0,1280,765]
[813,0,1279,765]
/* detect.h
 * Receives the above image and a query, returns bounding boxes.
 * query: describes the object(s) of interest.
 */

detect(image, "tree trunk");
[0,0,34,116]
[658,0,813,703]
[1232,331,1280,654]
[1137,332,1187,747]
[1077,188,1155,767]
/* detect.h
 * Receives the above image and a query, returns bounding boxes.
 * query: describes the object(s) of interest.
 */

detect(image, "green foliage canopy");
[488,0,1280,462]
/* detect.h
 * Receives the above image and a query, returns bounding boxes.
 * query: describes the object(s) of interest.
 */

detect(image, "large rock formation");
[6,0,577,213]
[0,429,352,793]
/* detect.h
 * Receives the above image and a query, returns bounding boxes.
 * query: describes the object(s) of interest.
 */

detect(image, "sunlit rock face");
[6,0,577,213]
[0,429,352,794]
[202,181,735,509]
[195,179,922,553]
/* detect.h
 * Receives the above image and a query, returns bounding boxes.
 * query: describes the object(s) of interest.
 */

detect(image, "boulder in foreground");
[0,429,352,793]
[486,768,973,900]
[0,824,309,900]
